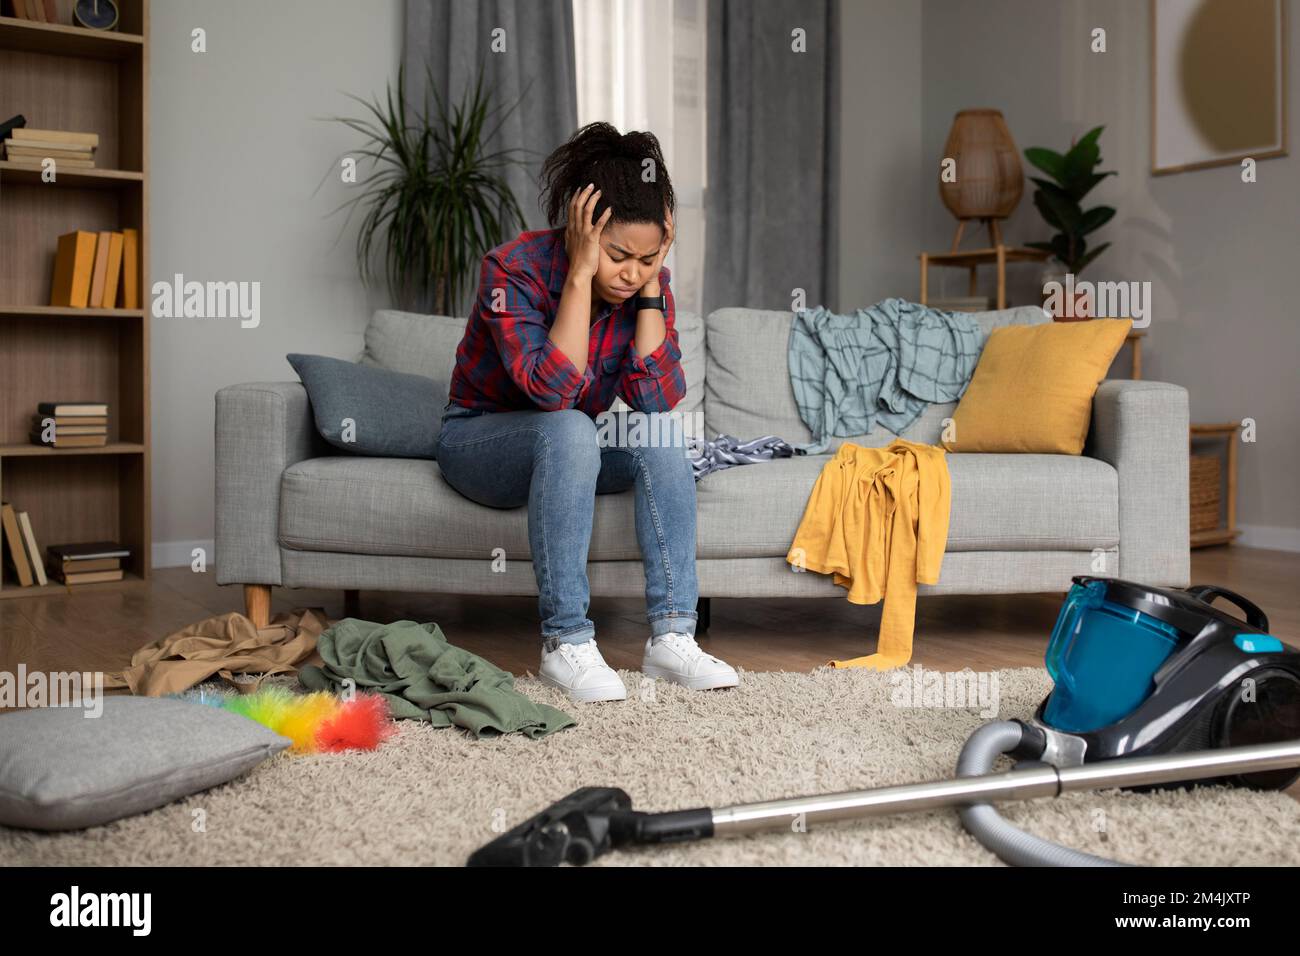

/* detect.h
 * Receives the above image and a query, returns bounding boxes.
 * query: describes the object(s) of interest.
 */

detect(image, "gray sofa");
[215,305,1190,625]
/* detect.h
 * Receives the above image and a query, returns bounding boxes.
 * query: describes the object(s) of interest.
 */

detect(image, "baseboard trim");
[152,538,216,569]
[1235,524,1300,553]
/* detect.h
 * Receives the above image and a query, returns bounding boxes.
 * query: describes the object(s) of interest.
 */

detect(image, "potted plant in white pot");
[1024,126,1116,320]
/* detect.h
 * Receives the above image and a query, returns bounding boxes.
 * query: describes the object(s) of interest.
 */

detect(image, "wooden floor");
[2,545,1296,682]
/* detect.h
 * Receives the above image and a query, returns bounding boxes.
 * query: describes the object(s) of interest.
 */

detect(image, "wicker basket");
[1190,454,1221,533]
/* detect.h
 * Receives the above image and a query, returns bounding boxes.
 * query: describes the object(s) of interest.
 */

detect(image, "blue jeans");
[435,402,699,650]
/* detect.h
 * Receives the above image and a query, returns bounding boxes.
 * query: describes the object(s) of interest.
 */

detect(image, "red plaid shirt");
[447,228,686,415]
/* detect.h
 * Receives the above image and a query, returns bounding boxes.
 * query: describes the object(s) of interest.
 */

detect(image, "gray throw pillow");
[0,696,291,831]
[287,353,442,459]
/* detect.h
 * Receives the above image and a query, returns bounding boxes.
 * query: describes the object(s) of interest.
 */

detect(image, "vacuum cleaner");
[468,577,1300,866]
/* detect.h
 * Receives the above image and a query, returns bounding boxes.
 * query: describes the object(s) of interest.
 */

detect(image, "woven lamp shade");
[939,109,1024,220]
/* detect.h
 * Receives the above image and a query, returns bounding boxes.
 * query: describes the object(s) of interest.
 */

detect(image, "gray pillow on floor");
[0,695,291,831]
[287,352,443,459]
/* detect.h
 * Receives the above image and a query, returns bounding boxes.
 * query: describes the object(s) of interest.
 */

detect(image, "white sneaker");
[642,632,739,690]
[538,639,627,703]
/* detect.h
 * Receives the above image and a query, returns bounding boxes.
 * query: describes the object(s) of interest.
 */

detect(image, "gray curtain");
[704,0,841,314]
[403,0,578,309]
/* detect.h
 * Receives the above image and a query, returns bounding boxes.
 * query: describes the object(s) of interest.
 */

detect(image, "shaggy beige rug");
[2,666,1297,866]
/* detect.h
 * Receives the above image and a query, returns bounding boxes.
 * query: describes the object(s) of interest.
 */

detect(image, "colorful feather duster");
[172,685,396,754]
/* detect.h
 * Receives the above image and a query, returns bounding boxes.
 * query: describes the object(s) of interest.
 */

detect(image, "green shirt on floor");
[299,618,574,738]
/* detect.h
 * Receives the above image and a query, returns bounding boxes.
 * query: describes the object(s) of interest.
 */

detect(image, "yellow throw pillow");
[943,318,1133,455]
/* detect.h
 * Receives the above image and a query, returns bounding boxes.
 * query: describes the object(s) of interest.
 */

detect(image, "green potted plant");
[1024,126,1116,320]
[325,63,530,316]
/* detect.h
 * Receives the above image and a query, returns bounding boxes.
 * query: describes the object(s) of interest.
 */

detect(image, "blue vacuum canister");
[1027,576,1300,791]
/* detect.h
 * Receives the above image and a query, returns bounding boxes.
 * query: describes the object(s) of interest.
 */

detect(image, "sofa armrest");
[1086,380,1189,586]
[215,382,325,586]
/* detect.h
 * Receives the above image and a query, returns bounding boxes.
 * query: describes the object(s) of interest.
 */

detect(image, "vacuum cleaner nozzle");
[466,787,716,867]
[467,787,630,867]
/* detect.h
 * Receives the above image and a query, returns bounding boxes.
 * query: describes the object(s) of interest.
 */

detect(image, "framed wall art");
[1151,0,1288,175]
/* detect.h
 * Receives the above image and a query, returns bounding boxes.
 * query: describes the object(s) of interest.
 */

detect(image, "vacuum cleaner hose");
[956,721,1128,867]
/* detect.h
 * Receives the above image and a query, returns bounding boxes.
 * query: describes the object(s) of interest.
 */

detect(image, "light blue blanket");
[788,298,986,454]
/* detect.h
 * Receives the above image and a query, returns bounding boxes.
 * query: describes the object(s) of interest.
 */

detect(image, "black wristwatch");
[633,294,667,313]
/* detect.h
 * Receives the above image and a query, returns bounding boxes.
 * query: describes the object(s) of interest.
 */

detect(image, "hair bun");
[538,122,675,228]
[579,121,622,152]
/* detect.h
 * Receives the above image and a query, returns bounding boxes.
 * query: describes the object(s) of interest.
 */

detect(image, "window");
[572,0,708,318]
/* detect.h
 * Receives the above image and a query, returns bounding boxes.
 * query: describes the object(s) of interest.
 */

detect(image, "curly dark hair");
[538,122,675,230]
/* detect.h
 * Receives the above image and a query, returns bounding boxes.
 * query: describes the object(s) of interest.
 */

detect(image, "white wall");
[150,0,402,565]
[920,0,1299,544]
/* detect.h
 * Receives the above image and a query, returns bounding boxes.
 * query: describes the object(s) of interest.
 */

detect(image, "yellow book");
[17,512,47,587]
[88,230,111,309]
[11,128,100,148]
[100,232,124,307]
[5,145,96,163]
[5,154,96,169]
[61,568,125,585]
[49,231,98,308]
[120,228,140,308]
[2,139,95,154]
[1,502,34,588]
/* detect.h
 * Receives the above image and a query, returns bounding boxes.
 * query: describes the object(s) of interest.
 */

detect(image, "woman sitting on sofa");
[436,122,738,704]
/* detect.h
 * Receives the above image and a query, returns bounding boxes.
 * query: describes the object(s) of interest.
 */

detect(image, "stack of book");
[47,542,130,585]
[2,128,98,169]
[1,501,49,587]
[49,229,140,309]
[30,402,109,448]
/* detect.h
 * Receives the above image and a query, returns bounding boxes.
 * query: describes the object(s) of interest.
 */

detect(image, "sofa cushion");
[703,305,1051,449]
[361,309,467,381]
[287,353,441,459]
[279,456,643,562]
[693,451,1118,559]
[672,309,705,418]
[360,307,706,419]
[279,450,1117,563]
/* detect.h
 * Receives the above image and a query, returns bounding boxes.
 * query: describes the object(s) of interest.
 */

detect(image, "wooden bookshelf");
[0,441,146,457]
[0,158,143,187]
[0,303,144,319]
[0,0,150,598]
[0,13,143,57]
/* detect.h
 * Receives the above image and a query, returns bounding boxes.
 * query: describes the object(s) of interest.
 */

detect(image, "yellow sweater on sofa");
[786,438,951,670]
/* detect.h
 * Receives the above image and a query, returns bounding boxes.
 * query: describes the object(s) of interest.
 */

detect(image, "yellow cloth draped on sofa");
[786,439,951,669]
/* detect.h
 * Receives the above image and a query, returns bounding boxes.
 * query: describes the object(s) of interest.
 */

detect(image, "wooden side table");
[1120,330,1144,379]
[919,245,1050,310]
[1189,423,1240,548]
